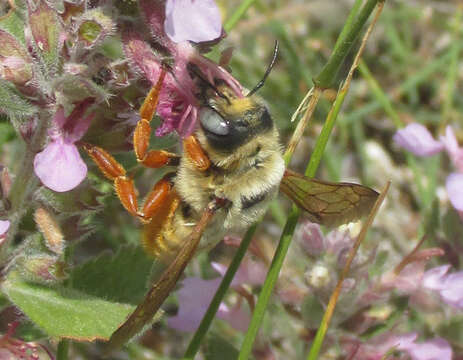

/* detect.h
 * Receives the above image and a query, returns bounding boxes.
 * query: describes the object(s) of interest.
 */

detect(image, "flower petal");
[422,265,451,291]
[297,222,326,256]
[440,126,463,173]
[217,303,250,332]
[400,337,452,360]
[164,0,222,43]
[167,277,221,332]
[34,139,87,192]
[439,271,463,309]
[211,257,266,288]
[393,123,444,157]
[446,173,463,211]
[0,220,10,236]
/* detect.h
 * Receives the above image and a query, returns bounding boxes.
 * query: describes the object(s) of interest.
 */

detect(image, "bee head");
[199,90,273,152]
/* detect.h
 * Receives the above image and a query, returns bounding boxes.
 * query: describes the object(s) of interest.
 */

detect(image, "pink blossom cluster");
[124,0,242,137]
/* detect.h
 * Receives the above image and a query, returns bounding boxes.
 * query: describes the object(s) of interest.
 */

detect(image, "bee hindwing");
[280,169,379,227]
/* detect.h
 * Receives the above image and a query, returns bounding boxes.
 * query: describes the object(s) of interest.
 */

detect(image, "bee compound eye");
[199,108,230,136]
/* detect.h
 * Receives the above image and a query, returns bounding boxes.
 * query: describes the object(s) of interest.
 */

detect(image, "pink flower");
[350,333,452,360]
[440,126,463,172]
[164,0,222,43]
[34,98,94,192]
[393,123,444,157]
[167,277,249,332]
[211,256,267,288]
[124,2,242,137]
[446,173,463,211]
[394,124,463,214]
[0,219,10,237]
[422,265,463,309]
[399,337,452,360]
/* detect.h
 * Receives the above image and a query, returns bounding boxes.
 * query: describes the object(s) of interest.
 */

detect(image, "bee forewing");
[280,170,379,227]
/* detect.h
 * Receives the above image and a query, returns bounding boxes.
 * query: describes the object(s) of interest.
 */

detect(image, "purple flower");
[168,277,221,332]
[167,277,249,332]
[440,126,463,172]
[352,333,452,360]
[34,98,94,192]
[394,123,463,214]
[446,173,463,211]
[211,256,266,288]
[297,222,325,256]
[164,0,222,43]
[423,265,463,309]
[399,337,452,360]
[0,219,10,237]
[124,2,242,137]
[393,123,444,157]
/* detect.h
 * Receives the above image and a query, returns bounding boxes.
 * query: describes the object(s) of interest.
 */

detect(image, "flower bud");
[22,255,62,283]
[34,207,65,255]
[297,222,326,257]
[0,30,33,85]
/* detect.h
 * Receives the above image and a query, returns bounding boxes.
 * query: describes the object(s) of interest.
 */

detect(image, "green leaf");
[0,0,26,43]
[28,0,62,73]
[0,79,37,126]
[2,272,135,341]
[205,334,240,360]
[70,246,153,305]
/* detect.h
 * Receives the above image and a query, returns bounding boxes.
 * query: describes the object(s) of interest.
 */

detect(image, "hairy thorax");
[168,127,285,255]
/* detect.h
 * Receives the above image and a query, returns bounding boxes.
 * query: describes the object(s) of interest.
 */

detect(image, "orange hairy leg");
[183,135,211,171]
[83,69,178,222]
[134,68,179,168]
[83,143,175,222]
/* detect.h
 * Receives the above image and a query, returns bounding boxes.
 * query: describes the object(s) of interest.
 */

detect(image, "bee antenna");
[247,40,279,97]
[187,64,231,105]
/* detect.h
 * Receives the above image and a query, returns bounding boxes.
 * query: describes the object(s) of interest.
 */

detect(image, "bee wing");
[280,169,379,227]
[105,203,218,353]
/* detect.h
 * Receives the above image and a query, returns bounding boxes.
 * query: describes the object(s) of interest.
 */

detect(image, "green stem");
[0,114,48,265]
[183,224,257,359]
[224,0,259,32]
[315,0,379,88]
[332,0,364,53]
[57,339,69,360]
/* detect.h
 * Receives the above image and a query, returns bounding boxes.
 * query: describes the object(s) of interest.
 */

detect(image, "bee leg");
[183,135,211,171]
[83,143,139,217]
[134,68,180,169]
[83,143,177,223]
[139,176,175,221]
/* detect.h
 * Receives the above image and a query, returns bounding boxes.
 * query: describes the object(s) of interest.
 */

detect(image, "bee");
[83,44,378,349]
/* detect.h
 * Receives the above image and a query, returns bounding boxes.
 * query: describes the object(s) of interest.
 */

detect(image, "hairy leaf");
[0,79,37,126]
[70,246,153,305]
[3,272,135,341]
